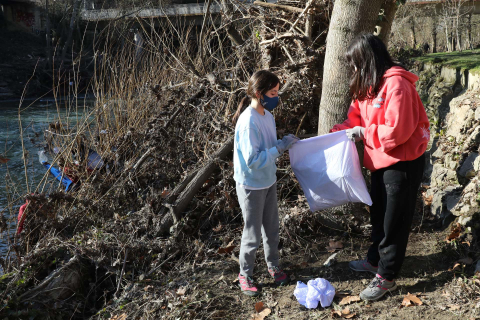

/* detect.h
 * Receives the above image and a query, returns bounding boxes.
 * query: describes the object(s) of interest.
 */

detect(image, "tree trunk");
[410,17,417,48]
[61,0,82,63]
[431,16,437,53]
[374,0,398,46]
[45,0,52,67]
[317,0,384,135]
[466,12,472,50]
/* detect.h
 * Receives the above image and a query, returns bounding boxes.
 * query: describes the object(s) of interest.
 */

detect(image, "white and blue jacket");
[233,106,280,189]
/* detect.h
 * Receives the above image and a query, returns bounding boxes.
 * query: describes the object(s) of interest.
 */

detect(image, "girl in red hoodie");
[331,33,430,301]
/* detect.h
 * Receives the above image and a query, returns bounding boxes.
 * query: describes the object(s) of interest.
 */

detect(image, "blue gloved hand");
[277,134,300,154]
[346,126,365,142]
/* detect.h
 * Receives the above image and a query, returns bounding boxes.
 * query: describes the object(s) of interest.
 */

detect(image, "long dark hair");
[232,70,280,125]
[346,33,402,101]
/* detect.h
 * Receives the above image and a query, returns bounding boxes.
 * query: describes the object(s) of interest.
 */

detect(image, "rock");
[444,154,458,170]
[451,178,480,217]
[445,103,475,143]
[430,185,463,220]
[432,147,444,159]
[474,156,480,172]
[475,108,480,121]
[458,216,472,225]
[458,153,479,179]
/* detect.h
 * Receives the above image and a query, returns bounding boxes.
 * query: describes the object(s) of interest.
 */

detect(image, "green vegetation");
[414,50,480,73]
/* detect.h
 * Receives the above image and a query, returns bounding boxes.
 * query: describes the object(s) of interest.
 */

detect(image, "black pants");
[366,154,425,281]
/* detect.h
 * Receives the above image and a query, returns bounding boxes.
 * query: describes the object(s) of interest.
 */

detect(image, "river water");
[0,99,89,256]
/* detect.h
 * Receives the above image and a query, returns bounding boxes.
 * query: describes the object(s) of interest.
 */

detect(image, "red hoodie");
[331,66,430,171]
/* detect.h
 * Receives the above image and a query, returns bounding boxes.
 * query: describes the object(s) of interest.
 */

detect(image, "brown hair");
[232,70,280,125]
[346,33,403,101]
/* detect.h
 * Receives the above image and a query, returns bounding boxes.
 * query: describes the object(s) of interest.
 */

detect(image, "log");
[157,136,234,235]
[253,1,304,13]
[170,135,234,220]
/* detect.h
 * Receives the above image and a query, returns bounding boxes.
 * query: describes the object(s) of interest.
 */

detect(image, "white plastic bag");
[289,131,372,211]
[293,278,336,308]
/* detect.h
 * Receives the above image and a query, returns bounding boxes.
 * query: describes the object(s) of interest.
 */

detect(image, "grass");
[414,49,480,73]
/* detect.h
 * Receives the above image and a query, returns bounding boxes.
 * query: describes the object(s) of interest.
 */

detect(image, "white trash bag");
[289,131,372,211]
[293,278,336,308]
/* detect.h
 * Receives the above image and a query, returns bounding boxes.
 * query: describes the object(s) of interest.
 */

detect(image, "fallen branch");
[253,1,304,13]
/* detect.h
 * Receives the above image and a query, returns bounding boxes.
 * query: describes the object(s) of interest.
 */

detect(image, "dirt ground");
[154,198,480,320]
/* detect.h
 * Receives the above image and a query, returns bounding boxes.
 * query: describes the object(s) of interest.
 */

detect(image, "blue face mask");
[261,94,279,111]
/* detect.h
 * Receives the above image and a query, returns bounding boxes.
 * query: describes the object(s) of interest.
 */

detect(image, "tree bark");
[61,0,82,63]
[317,0,384,135]
[374,0,398,46]
[45,0,52,67]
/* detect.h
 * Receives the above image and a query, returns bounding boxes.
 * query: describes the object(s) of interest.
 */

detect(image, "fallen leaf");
[448,305,461,311]
[109,314,127,320]
[449,263,462,272]
[335,291,351,298]
[217,243,235,254]
[422,193,433,206]
[255,301,264,313]
[446,223,462,242]
[457,257,473,265]
[401,293,423,307]
[462,241,471,246]
[332,307,356,318]
[251,307,271,320]
[0,156,10,164]
[326,241,344,252]
[213,224,223,232]
[144,285,154,291]
[161,189,170,198]
[176,287,186,296]
[339,295,361,305]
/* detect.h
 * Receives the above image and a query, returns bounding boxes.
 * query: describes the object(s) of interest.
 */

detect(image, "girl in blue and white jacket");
[233,70,298,296]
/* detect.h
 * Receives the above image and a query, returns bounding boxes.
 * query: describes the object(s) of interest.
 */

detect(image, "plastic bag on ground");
[289,131,372,211]
[293,278,335,308]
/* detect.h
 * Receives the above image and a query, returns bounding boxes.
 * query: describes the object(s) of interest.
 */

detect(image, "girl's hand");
[346,126,365,142]
[277,135,300,153]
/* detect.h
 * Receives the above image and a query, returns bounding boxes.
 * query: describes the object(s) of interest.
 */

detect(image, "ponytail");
[232,70,279,125]
[232,96,250,126]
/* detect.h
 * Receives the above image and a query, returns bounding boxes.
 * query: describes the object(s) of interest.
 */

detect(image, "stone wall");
[416,63,480,226]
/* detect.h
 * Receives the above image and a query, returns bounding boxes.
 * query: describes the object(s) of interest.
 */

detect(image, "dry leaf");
[332,307,356,318]
[251,308,271,320]
[109,314,127,320]
[176,287,186,296]
[446,223,462,242]
[457,257,473,265]
[339,295,361,305]
[161,189,170,198]
[255,301,264,313]
[448,305,460,310]
[326,241,344,252]
[401,293,423,307]
[462,241,471,246]
[335,291,351,298]
[449,263,462,272]
[217,241,235,254]
[422,194,433,206]
[0,156,10,164]
[143,285,154,291]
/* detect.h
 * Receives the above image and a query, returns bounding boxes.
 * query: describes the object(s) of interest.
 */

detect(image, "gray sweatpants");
[237,183,280,277]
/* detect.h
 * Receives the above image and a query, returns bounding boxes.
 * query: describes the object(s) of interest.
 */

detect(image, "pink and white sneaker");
[268,266,289,286]
[238,273,260,296]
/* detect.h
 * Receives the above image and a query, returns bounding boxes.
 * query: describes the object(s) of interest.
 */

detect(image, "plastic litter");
[289,131,372,211]
[293,278,335,308]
